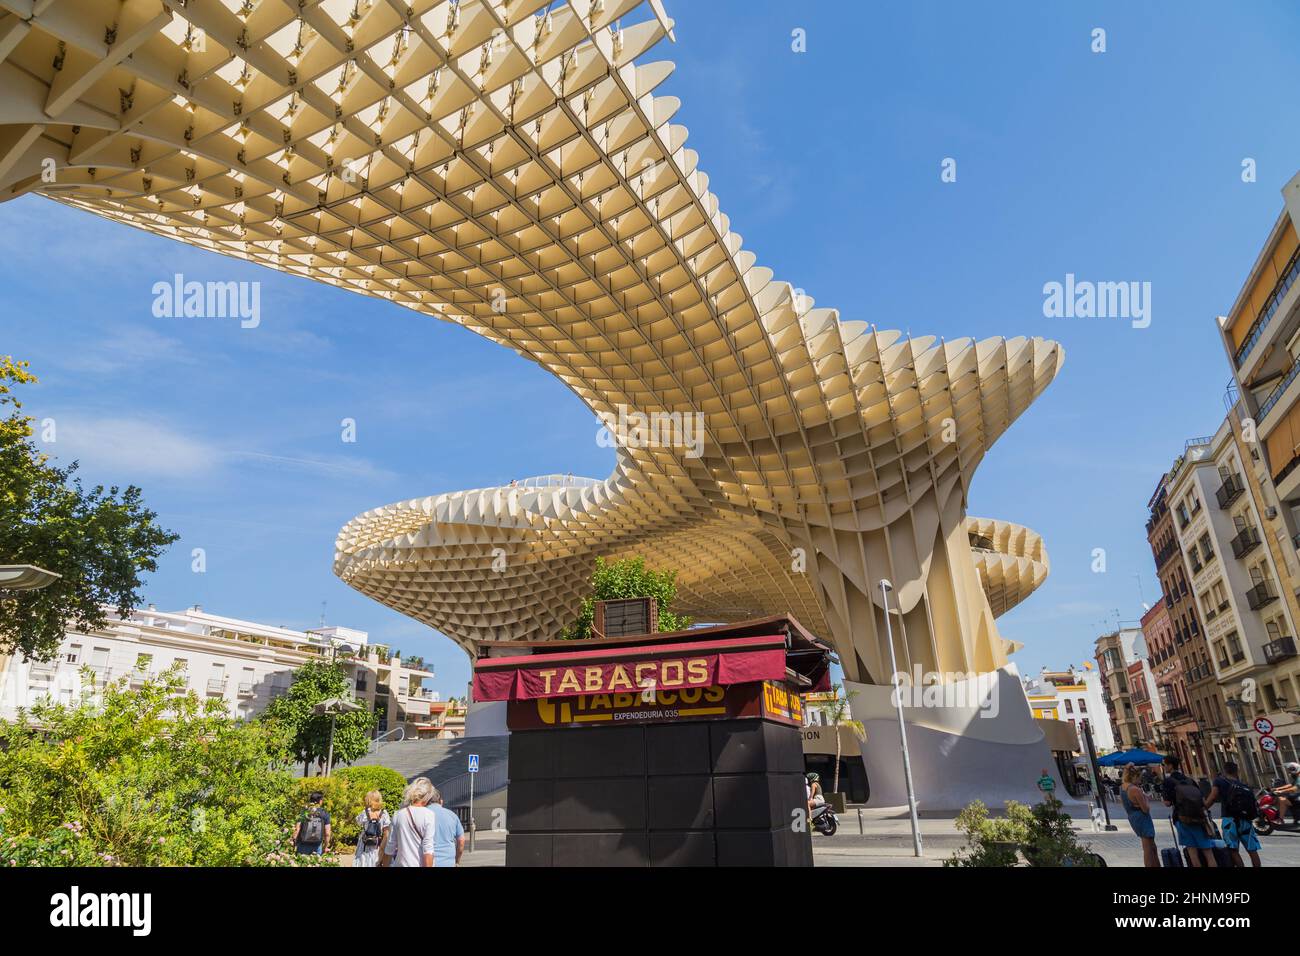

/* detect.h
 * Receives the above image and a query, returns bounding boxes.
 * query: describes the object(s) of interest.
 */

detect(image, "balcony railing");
[1264,635,1297,665]
[237,682,255,697]
[1216,475,1245,509]
[1231,526,1261,559]
[1258,355,1300,423]
[1247,582,1278,610]
[206,678,228,695]
[1233,243,1300,368]
[27,660,58,678]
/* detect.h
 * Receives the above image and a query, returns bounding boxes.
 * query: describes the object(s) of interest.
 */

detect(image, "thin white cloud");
[56,324,198,375]
[43,416,222,480]
[233,451,397,482]
[38,415,396,485]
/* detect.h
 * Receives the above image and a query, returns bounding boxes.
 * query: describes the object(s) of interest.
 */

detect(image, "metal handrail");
[368,726,406,752]
[437,763,508,806]
[515,474,601,489]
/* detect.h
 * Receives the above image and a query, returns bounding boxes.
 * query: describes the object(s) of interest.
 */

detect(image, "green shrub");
[945,799,1033,867]
[0,669,317,866]
[335,766,406,817]
[0,818,107,867]
[290,776,364,848]
[945,795,1101,867]
[1021,795,1101,867]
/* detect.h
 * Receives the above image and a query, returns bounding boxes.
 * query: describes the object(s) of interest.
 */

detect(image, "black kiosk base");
[471,616,833,868]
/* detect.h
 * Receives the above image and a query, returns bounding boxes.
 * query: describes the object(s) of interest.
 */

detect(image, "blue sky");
[2,1,1299,697]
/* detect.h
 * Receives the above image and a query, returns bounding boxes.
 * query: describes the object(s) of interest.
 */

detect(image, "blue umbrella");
[1096,748,1165,767]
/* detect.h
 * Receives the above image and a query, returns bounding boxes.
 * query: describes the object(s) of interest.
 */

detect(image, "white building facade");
[1023,666,1116,753]
[0,606,443,738]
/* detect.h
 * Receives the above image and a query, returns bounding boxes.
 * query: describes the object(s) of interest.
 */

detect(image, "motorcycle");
[1254,782,1300,836]
[811,802,838,836]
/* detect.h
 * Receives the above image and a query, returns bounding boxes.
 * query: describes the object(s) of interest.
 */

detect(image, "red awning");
[471,635,787,702]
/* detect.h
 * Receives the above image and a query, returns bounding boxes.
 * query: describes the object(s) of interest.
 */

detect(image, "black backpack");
[361,811,384,848]
[1171,775,1208,826]
[1223,780,1258,821]
[300,807,325,845]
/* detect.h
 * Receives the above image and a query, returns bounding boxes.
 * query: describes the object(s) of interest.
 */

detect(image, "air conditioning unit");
[593,597,658,638]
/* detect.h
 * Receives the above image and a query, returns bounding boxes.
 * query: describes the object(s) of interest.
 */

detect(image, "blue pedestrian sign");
[468,754,479,773]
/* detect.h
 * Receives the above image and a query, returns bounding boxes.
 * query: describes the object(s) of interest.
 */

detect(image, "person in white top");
[380,777,438,868]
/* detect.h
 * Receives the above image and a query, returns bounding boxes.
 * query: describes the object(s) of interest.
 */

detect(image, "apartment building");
[1165,418,1298,784]
[1145,473,1220,775]
[1127,651,1161,746]
[1094,628,1147,750]
[1141,598,1202,774]
[0,606,446,740]
[1212,169,1300,782]
[1023,665,1115,752]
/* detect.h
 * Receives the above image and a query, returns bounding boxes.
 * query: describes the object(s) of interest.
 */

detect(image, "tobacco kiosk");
[471,612,833,867]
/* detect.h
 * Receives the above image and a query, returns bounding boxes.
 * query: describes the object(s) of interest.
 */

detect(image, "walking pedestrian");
[1161,754,1217,867]
[291,790,332,857]
[430,788,467,867]
[1206,761,1261,868]
[380,778,438,868]
[1120,763,1158,868]
[353,789,392,868]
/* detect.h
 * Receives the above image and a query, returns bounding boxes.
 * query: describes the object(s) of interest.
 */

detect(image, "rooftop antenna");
[319,601,327,628]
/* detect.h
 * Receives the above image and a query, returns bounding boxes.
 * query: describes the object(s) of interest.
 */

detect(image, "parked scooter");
[811,802,838,836]
[1254,781,1300,836]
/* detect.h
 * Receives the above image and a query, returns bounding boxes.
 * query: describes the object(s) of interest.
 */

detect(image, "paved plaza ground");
[434,801,1300,868]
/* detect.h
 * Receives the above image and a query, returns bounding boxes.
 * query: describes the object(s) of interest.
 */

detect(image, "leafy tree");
[261,659,376,774]
[0,668,320,866]
[0,357,179,660]
[561,555,693,639]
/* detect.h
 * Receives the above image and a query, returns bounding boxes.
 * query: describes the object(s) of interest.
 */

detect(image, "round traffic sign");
[1260,734,1279,753]
[1255,717,1275,736]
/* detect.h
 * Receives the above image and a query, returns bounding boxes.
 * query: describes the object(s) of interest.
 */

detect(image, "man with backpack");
[1161,754,1218,867]
[291,790,332,857]
[1206,761,1261,867]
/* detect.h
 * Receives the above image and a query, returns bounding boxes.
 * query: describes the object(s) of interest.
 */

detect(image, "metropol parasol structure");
[0,0,1066,805]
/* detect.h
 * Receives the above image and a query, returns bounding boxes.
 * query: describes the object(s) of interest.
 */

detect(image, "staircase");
[349,735,509,807]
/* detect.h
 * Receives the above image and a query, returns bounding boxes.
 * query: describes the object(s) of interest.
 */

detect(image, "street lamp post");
[879,579,923,858]
[313,698,363,776]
